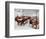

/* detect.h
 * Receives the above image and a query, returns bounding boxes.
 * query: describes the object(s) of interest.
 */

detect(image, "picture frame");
[5,1,45,38]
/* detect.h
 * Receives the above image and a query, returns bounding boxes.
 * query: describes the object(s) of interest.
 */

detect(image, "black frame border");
[5,1,45,38]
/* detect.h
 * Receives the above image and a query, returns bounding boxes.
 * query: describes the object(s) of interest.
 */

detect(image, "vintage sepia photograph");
[14,9,39,29]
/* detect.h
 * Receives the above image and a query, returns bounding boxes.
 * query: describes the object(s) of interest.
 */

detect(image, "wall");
[0,0,46,39]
